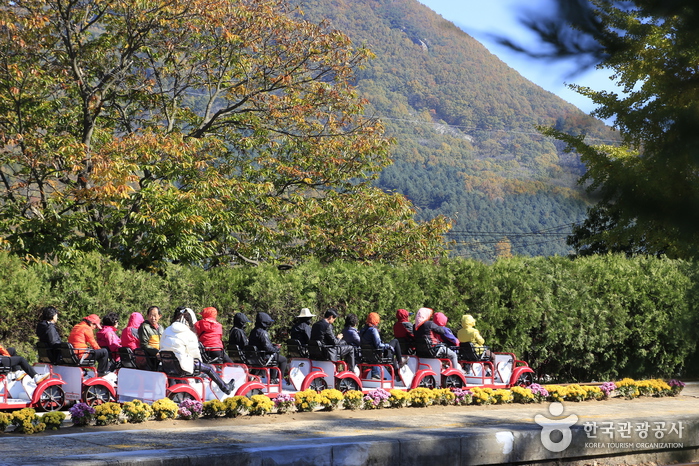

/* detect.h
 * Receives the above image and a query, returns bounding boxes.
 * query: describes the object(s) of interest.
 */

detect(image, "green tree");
[0,0,450,270]
[524,0,699,257]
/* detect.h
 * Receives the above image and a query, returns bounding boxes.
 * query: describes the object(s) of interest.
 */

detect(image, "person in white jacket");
[160,307,235,395]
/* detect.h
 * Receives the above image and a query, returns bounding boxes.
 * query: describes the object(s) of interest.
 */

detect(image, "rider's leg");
[195,361,235,394]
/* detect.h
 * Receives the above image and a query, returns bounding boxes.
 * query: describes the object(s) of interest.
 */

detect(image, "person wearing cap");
[228,312,251,349]
[289,308,315,345]
[310,309,356,371]
[194,306,233,364]
[360,312,403,381]
[457,314,494,362]
[138,306,163,359]
[68,314,110,376]
[160,307,235,395]
[249,312,288,380]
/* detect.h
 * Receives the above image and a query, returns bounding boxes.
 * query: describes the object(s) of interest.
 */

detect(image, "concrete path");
[2,383,699,465]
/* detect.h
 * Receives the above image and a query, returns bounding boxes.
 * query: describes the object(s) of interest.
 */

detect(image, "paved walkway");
[2,383,699,465]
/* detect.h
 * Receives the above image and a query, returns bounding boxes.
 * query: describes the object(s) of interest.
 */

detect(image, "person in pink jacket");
[96,312,122,364]
[120,312,144,350]
[194,307,232,364]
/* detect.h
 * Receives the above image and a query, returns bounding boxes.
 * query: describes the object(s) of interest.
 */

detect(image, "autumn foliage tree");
[0,0,451,269]
[523,0,699,258]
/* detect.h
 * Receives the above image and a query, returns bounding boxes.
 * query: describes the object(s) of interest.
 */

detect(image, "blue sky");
[417,0,614,115]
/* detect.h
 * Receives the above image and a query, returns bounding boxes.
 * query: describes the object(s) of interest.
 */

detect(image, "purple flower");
[274,393,295,405]
[600,382,617,396]
[69,402,95,418]
[178,398,203,416]
[669,379,686,388]
[529,383,549,397]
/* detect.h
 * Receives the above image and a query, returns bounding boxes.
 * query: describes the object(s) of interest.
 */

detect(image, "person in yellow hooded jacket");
[457,314,493,361]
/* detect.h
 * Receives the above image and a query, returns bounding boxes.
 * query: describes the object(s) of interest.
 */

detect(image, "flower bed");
[0,378,688,434]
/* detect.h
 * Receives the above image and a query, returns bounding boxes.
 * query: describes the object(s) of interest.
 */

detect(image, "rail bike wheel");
[336,377,359,393]
[443,374,464,389]
[309,376,328,392]
[417,374,436,389]
[169,391,196,404]
[516,372,534,387]
[38,385,66,412]
[244,388,265,398]
[83,385,114,406]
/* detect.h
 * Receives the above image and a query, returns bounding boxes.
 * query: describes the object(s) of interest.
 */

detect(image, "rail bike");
[224,341,362,397]
[357,345,439,392]
[115,347,253,404]
[0,357,66,411]
[286,340,363,393]
[458,343,535,388]
[36,342,117,406]
[23,338,537,409]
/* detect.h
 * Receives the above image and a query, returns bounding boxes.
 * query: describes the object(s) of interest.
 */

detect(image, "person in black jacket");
[36,306,62,363]
[310,309,356,370]
[228,313,251,349]
[248,312,288,379]
[289,308,315,345]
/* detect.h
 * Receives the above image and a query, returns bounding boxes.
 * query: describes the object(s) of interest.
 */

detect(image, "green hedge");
[1,252,697,382]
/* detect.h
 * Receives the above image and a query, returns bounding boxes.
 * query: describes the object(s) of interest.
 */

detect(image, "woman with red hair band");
[195,307,233,364]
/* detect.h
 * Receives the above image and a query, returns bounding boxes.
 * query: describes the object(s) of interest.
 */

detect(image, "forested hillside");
[294,0,614,261]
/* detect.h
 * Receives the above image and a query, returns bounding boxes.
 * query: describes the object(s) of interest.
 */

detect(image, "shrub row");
[1,252,698,381]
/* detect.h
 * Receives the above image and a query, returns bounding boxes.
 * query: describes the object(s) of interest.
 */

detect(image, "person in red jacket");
[68,314,110,376]
[393,308,415,348]
[120,312,144,350]
[194,307,233,364]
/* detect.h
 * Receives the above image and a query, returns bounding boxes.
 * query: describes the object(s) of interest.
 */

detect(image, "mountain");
[294,0,613,261]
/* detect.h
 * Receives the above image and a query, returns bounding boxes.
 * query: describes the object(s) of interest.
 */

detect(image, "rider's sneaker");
[34,373,50,384]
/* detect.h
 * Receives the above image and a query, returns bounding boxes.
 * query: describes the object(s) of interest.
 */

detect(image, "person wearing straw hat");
[289,308,315,345]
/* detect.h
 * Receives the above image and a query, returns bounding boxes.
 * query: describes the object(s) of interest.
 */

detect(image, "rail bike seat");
[199,342,224,364]
[36,341,61,364]
[242,346,277,368]
[159,351,201,377]
[396,337,415,356]
[459,343,490,362]
[133,347,158,371]
[58,342,96,367]
[118,347,139,369]
[286,339,310,359]
[226,344,247,364]
[0,357,11,375]
[414,336,443,359]
[360,344,393,365]
[306,340,333,361]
